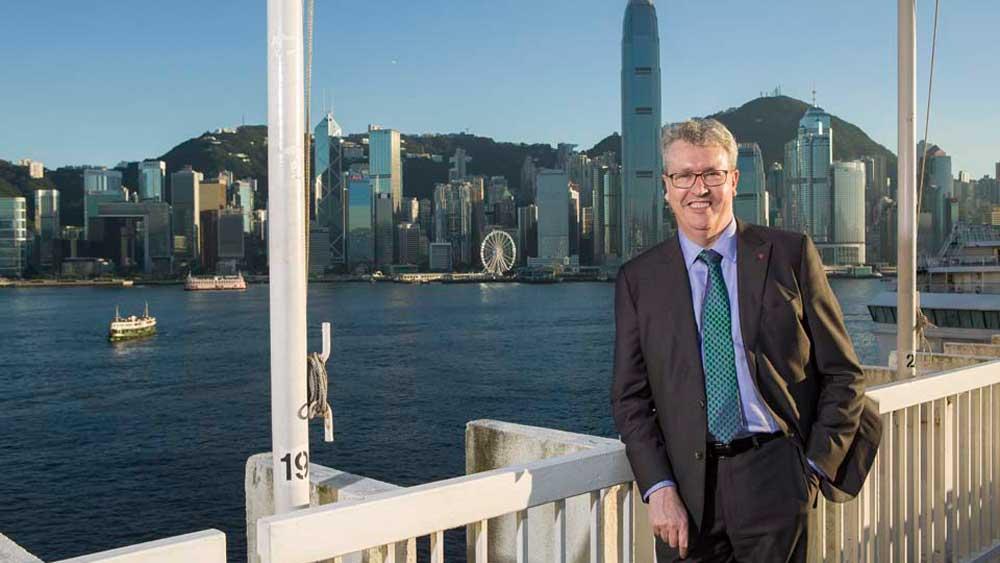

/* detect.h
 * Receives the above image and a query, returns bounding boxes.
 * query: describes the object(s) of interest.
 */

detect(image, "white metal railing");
[812,358,1000,562]
[256,446,637,563]
[53,530,226,563]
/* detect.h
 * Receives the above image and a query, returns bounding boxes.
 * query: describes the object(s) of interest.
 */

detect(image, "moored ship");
[108,303,157,342]
[185,272,248,291]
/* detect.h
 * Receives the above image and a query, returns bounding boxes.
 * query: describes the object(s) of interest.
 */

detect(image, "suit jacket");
[610,220,881,528]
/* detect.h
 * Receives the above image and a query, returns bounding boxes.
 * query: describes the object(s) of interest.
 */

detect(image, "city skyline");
[2,1,998,177]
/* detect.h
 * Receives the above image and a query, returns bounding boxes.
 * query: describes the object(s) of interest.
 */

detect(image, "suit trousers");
[655,436,818,563]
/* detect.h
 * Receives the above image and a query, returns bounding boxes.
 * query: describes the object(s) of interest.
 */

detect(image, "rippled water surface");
[0,279,883,561]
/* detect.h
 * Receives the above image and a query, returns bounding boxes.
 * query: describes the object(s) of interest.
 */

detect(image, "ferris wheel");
[480,229,517,276]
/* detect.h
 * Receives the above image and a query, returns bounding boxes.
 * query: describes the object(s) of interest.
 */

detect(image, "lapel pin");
[756,252,765,261]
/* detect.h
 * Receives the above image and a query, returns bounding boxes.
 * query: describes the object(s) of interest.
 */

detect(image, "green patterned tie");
[699,249,743,444]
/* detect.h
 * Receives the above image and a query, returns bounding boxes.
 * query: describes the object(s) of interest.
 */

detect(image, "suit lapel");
[657,236,705,381]
[736,221,772,382]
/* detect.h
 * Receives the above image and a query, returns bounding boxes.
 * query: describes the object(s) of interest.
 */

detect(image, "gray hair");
[660,118,738,171]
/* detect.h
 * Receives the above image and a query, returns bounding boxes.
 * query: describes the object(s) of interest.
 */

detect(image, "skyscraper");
[369,127,402,217]
[830,161,867,265]
[34,189,60,241]
[433,181,473,268]
[534,169,570,266]
[919,144,955,255]
[374,193,394,268]
[234,179,256,234]
[784,106,833,241]
[347,174,374,271]
[621,0,663,259]
[139,160,166,202]
[83,168,123,194]
[170,166,203,262]
[449,148,471,181]
[314,113,345,267]
[734,142,769,226]
[0,197,28,277]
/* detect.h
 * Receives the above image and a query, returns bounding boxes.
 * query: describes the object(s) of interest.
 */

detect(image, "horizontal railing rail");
[53,530,226,563]
[257,445,634,563]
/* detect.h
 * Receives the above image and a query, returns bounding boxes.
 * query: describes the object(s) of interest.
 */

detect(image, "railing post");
[266,0,310,515]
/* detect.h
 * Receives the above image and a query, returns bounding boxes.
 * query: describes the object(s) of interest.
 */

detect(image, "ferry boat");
[184,272,247,291]
[108,303,157,342]
[867,224,1000,359]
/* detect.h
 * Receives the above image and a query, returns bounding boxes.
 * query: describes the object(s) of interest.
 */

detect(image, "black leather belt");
[708,431,785,458]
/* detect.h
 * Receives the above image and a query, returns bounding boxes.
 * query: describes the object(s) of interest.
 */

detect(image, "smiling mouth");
[687,201,712,209]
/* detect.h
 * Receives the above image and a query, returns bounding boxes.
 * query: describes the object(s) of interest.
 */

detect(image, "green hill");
[158,125,269,201]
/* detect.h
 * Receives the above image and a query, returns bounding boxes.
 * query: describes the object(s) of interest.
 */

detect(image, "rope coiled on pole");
[307,352,334,442]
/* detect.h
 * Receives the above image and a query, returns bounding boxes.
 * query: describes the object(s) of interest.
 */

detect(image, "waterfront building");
[85,187,128,241]
[314,112,346,268]
[861,156,889,262]
[83,168,123,194]
[418,198,433,239]
[568,153,593,208]
[91,200,172,274]
[821,161,867,266]
[469,176,486,266]
[396,222,421,265]
[34,189,60,241]
[16,158,44,179]
[766,162,784,226]
[517,204,538,265]
[532,169,570,268]
[170,166,203,263]
[200,175,228,213]
[434,181,473,268]
[449,148,471,181]
[374,193,394,268]
[519,156,537,206]
[601,164,622,261]
[428,242,452,272]
[308,225,331,276]
[919,144,956,255]
[139,160,166,202]
[784,106,833,241]
[734,142,769,226]
[217,208,245,271]
[369,126,402,217]
[569,185,580,257]
[621,0,663,258]
[34,189,60,270]
[0,197,28,277]
[347,175,374,271]
[234,180,256,234]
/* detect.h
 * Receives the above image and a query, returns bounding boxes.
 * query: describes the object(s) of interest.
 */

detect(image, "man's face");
[663,140,738,243]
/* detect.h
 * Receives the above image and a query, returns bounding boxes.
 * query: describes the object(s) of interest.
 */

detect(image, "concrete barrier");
[0,533,42,563]
[862,365,897,386]
[889,350,992,375]
[245,453,414,563]
[465,420,641,563]
[943,342,1000,358]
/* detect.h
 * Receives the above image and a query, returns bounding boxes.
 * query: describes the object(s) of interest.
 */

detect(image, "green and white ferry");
[108,303,157,342]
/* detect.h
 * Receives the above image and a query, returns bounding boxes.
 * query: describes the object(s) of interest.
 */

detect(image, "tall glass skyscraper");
[347,175,374,270]
[369,127,402,217]
[784,106,833,241]
[831,161,866,262]
[621,0,662,259]
[314,113,345,267]
[0,197,28,277]
[139,160,166,202]
[734,142,769,226]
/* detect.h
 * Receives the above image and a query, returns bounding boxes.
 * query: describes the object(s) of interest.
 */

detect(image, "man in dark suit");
[611,119,879,562]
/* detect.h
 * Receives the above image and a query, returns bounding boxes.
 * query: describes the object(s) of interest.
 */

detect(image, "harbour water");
[0,279,883,561]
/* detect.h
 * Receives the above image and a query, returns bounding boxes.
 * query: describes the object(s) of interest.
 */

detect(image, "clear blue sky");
[2,1,997,177]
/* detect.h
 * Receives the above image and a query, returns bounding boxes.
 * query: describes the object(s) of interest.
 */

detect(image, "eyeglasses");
[665,169,731,189]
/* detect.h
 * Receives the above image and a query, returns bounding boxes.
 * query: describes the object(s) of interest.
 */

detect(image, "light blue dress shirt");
[643,219,791,502]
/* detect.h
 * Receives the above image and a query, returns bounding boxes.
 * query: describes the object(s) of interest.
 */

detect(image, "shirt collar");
[677,218,738,268]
